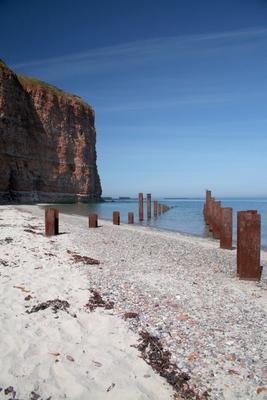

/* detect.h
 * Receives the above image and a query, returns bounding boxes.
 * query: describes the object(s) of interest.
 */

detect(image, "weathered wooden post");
[138,193,144,221]
[154,201,158,217]
[237,210,261,280]
[113,211,120,225]
[45,208,59,236]
[158,203,161,215]
[89,213,98,228]
[128,212,134,224]
[220,207,232,249]
[147,193,151,220]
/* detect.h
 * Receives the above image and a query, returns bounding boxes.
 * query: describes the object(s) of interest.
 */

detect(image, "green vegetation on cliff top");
[0,58,90,107]
[0,59,7,68]
[17,74,91,107]
[17,74,78,100]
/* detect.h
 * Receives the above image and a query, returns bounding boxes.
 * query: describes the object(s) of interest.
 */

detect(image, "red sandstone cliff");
[0,60,101,203]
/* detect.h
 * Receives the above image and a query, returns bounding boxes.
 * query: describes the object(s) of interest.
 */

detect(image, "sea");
[45,198,267,248]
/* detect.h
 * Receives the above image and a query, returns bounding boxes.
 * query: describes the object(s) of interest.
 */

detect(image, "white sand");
[0,205,266,400]
[0,206,173,400]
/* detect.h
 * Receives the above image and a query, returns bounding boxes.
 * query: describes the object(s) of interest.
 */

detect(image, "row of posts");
[138,193,171,221]
[203,190,261,281]
[45,193,261,282]
[112,193,172,225]
[45,193,172,234]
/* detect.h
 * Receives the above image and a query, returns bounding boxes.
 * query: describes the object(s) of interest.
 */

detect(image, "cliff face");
[0,60,102,203]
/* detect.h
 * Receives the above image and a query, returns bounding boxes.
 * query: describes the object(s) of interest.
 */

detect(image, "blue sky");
[1,0,267,197]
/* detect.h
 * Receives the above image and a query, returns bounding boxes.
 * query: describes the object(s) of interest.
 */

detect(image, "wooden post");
[113,211,120,225]
[158,203,161,215]
[138,193,144,221]
[89,213,98,228]
[147,193,151,220]
[128,212,134,224]
[220,208,232,249]
[45,208,59,236]
[237,210,261,280]
[154,201,158,217]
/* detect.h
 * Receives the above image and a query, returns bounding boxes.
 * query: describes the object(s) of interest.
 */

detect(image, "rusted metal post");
[237,211,247,275]
[220,207,233,249]
[45,208,59,236]
[128,212,134,224]
[237,210,261,280]
[204,190,212,225]
[209,198,215,232]
[113,211,120,225]
[154,201,158,217]
[45,208,53,236]
[211,199,217,235]
[213,201,221,239]
[237,211,256,275]
[138,193,144,221]
[147,193,151,220]
[208,200,211,230]
[89,213,98,228]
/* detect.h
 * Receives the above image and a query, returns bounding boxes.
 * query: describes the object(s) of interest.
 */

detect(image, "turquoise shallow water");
[44,198,267,248]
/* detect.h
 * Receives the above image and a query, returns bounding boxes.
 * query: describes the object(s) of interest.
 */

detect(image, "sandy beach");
[0,205,266,400]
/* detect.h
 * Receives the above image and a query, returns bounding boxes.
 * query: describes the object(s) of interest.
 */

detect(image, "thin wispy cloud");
[96,93,250,112]
[11,27,267,71]
[10,26,267,113]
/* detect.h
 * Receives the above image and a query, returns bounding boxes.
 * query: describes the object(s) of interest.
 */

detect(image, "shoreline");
[37,203,267,251]
[0,205,267,399]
